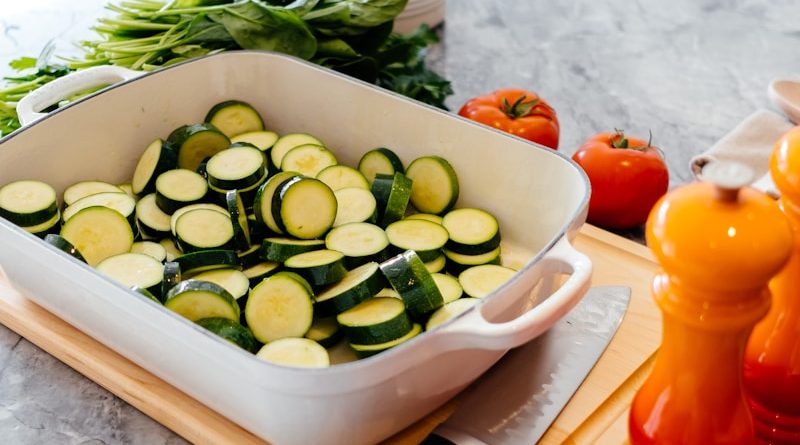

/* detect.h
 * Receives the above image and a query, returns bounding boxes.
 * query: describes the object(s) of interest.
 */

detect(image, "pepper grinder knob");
[700,161,755,202]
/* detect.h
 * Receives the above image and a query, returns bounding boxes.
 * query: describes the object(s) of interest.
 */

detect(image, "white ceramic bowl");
[2,51,591,445]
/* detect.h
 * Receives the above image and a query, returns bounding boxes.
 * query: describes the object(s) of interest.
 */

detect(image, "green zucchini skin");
[379,250,444,319]
[204,100,264,138]
[304,317,343,349]
[226,190,251,252]
[284,250,348,289]
[0,180,59,227]
[357,147,405,183]
[405,155,460,215]
[370,172,413,227]
[167,123,231,171]
[337,297,412,345]
[161,261,182,303]
[445,231,502,256]
[44,233,86,263]
[349,323,422,358]
[131,139,178,196]
[174,249,240,275]
[237,244,263,268]
[242,261,282,288]
[196,317,259,353]
[261,237,326,262]
[130,285,162,304]
[270,176,336,240]
[164,279,240,322]
[314,262,387,317]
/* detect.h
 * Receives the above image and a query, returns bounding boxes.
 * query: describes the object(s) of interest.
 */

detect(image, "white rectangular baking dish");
[0,51,591,445]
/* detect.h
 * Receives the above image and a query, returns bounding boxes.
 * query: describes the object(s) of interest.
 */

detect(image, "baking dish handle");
[436,237,592,351]
[16,65,142,126]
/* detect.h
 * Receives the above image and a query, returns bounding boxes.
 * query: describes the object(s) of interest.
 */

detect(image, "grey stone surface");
[1,0,800,443]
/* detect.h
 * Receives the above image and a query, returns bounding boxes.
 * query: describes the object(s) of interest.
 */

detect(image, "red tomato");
[572,130,669,229]
[458,88,560,149]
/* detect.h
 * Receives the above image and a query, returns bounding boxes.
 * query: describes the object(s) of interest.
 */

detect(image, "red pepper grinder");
[744,126,800,444]
[629,161,793,445]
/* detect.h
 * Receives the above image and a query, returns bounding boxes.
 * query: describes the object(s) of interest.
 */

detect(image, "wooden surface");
[0,225,661,445]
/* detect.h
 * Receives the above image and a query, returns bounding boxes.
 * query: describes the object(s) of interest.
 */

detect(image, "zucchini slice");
[271,177,336,240]
[431,272,463,303]
[196,317,259,353]
[61,206,134,266]
[424,253,446,273]
[304,317,343,348]
[270,133,324,169]
[63,192,136,229]
[357,147,404,183]
[160,238,182,262]
[96,253,164,296]
[131,285,161,304]
[284,249,347,288]
[44,233,86,263]
[256,338,330,368]
[162,260,182,301]
[325,222,389,268]
[155,169,208,214]
[385,219,449,262]
[253,171,301,233]
[425,298,481,331]
[370,172,412,227]
[337,297,411,345]
[131,139,178,196]
[24,211,62,238]
[136,193,172,239]
[175,208,234,253]
[165,280,240,322]
[192,268,250,301]
[205,100,264,138]
[350,323,422,358]
[130,240,168,262]
[225,190,251,251]
[261,237,326,262]
[0,180,58,227]
[169,203,228,237]
[442,208,501,255]
[118,183,135,198]
[174,249,239,275]
[64,180,124,206]
[230,130,279,152]
[315,261,387,316]
[375,287,401,299]
[206,145,267,191]
[242,261,281,287]
[379,250,444,319]
[317,165,369,191]
[280,144,338,178]
[237,244,263,268]
[458,264,517,298]
[443,246,502,275]
[405,156,459,214]
[333,187,377,227]
[167,123,231,171]
[406,213,444,225]
[245,272,314,343]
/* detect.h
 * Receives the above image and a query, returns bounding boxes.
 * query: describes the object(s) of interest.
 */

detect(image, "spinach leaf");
[261,0,321,16]
[305,0,407,28]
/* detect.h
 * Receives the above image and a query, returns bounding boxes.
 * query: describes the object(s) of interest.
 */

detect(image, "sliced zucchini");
[406,213,443,225]
[131,285,161,304]
[248,214,272,244]
[237,244,263,268]
[160,238,182,262]
[136,193,172,239]
[242,261,281,287]
[131,139,178,195]
[175,208,234,253]
[304,317,343,348]
[230,130,279,152]
[375,287,401,299]
[350,323,422,358]
[284,249,347,288]
[426,298,481,331]
[64,180,124,206]
[225,190,251,251]
[192,268,250,301]
[385,219,449,262]
[271,177,336,239]
[96,253,164,297]
[174,249,239,275]
[196,317,259,353]
[459,264,517,298]
[261,237,326,262]
[431,273,463,303]
[370,172,412,227]
[118,183,134,198]
[280,144,337,178]
[442,208,501,255]
[316,164,369,191]
[443,246,502,276]
[424,253,446,273]
[245,272,314,343]
[155,169,208,214]
[0,180,58,227]
[206,145,267,191]
[337,297,411,345]
[164,280,239,322]
[315,261,387,316]
[44,233,86,263]
[357,147,404,183]
[325,222,388,268]
[167,123,231,171]
[253,171,301,233]
[333,187,377,227]
[63,192,136,229]
[169,202,228,237]
[379,250,444,319]
[130,240,168,262]
[270,133,323,169]
[256,338,330,368]
[405,156,459,214]
[24,210,62,238]
[162,260,182,302]
[205,100,264,138]
[61,206,134,266]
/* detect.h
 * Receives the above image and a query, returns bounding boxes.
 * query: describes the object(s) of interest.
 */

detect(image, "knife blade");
[423,285,631,445]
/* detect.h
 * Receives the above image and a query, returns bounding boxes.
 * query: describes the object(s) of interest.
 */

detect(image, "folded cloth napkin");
[690,109,795,198]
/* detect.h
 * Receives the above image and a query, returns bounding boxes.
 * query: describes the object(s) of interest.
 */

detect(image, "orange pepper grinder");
[744,127,800,444]
[629,161,793,445]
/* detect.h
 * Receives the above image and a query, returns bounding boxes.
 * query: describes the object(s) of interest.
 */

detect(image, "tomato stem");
[502,95,540,119]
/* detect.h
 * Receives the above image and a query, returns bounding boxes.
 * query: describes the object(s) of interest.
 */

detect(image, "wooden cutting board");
[0,225,660,445]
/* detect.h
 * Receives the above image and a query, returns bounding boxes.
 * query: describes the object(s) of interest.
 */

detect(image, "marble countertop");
[2,0,800,443]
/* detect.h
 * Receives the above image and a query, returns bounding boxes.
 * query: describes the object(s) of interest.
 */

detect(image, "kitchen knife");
[423,285,631,445]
